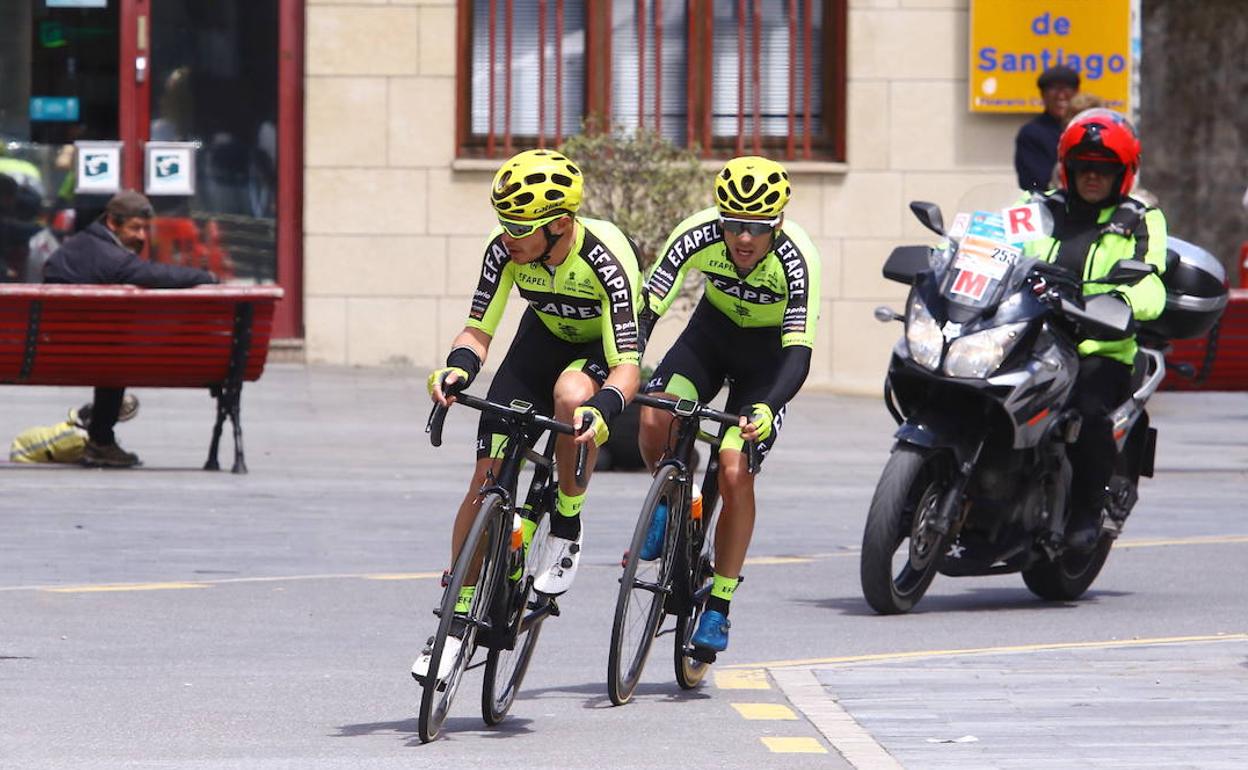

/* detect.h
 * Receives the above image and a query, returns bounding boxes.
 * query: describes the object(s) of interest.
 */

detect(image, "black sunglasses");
[719,216,780,237]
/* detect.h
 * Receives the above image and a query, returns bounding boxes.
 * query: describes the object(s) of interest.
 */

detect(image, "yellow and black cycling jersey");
[465,216,642,368]
[644,207,821,349]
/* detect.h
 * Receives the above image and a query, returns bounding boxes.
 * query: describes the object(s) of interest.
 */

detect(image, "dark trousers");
[88,387,125,445]
[1067,356,1132,516]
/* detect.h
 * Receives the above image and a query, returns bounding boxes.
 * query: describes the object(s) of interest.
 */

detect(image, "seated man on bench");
[43,190,217,467]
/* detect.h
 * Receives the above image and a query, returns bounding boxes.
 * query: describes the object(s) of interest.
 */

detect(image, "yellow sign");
[969,0,1132,114]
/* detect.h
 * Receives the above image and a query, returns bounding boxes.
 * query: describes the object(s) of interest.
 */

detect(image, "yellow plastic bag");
[10,420,88,464]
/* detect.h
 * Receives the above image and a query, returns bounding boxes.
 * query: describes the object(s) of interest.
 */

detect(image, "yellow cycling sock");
[708,573,738,616]
[454,585,475,614]
[552,490,584,539]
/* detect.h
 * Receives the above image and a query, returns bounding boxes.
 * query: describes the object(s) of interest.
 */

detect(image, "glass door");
[2,0,301,336]
[1,0,120,281]
[144,1,281,288]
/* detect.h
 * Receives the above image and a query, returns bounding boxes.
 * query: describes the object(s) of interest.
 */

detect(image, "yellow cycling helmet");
[490,149,583,222]
[714,156,791,217]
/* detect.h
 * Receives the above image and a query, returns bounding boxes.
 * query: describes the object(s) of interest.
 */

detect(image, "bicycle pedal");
[688,646,717,664]
[547,598,561,617]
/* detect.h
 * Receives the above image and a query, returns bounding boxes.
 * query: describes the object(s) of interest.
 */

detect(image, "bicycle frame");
[426,393,585,649]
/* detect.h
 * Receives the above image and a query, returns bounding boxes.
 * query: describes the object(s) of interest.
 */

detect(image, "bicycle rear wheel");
[418,493,507,743]
[674,504,718,689]
[607,465,683,706]
[481,512,550,724]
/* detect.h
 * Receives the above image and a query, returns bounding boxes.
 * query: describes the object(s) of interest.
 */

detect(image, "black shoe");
[83,440,141,468]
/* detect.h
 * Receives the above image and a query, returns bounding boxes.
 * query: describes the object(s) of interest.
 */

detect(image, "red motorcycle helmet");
[1057,108,1141,198]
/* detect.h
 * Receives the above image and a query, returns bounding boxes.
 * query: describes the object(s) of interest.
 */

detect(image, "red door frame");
[117,0,304,339]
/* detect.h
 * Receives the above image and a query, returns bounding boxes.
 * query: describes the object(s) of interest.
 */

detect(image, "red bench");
[1163,289,1248,391]
[0,285,283,472]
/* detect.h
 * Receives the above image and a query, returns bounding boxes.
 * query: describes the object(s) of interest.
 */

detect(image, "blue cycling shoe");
[638,501,668,561]
[691,610,731,652]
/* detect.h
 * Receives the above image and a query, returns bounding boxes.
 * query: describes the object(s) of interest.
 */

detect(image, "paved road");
[1,366,1246,768]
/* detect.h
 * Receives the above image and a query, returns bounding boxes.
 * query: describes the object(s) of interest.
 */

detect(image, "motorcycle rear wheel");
[860,445,953,615]
[1022,536,1113,601]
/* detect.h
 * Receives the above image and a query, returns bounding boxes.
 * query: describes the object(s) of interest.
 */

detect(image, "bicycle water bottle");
[511,512,524,551]
[690,483,703,521]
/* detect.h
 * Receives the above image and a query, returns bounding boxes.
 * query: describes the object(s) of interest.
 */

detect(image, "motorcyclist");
[1022,108,1168,551]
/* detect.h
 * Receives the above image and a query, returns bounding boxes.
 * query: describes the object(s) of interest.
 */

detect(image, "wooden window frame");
[455,0,846,161]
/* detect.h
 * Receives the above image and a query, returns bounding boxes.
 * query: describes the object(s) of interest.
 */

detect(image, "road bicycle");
[416,391,587,742]
[607,393,757,706]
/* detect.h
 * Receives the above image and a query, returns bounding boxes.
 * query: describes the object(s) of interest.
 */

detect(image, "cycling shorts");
[643,300,786,464]
[477,308,609,459]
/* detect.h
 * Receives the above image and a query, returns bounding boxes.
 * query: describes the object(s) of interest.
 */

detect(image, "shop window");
[458,0,846,160]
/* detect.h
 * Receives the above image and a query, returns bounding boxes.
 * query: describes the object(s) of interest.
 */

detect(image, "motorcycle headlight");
[943,322,1027,378]
[905,297,944,371]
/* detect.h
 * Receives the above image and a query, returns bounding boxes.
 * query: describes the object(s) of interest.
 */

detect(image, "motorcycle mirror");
[873,306,902,323]
[908,201,946,236]
[883,245,934,285]
[1096,259,1155,287]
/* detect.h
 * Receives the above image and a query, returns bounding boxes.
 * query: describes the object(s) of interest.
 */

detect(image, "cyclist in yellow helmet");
[414,149,642,681]
[637,155,822,656]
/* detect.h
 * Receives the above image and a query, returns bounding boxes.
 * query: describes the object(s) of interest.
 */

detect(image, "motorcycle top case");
[1141,237,1229,340]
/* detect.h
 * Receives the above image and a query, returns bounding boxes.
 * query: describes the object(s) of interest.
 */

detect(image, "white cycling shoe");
[532,530,582,596]
[411,634,462,684]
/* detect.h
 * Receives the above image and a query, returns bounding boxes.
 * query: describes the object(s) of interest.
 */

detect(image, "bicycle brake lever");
[574,445,589,487]
[426,403,448,447]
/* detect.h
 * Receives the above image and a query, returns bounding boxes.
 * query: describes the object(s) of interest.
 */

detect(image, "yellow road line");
[10,535,1245,594]
[714,669,771,689]
[44,582,211,593]
[1116,534,1248,549]
[760,737,827,754]
[8,571,443,594]
[361,572,444,581]
[728,632,1248,670]
[732,702,798,720]
[743,555,817,565]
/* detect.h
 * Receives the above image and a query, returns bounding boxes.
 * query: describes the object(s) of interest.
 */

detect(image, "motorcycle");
[859,198,1228,614]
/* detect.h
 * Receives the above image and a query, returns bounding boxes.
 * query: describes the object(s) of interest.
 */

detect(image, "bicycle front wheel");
[418,493,508,743]
[608,465,683,706]
[482,512,550,724]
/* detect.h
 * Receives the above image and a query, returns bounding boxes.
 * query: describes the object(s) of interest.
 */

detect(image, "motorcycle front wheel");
[1022,536,1113,601]
[860,445,953,615]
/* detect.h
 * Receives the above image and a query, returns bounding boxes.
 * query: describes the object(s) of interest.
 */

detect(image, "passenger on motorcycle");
[415,149,642,680]
[637,156,822,654]
[1022,108,1168,551]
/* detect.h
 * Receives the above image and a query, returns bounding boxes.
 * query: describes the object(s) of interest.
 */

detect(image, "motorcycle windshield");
[937,210,1022,311]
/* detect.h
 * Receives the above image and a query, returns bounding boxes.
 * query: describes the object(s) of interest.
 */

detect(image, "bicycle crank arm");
[620,577,673,596]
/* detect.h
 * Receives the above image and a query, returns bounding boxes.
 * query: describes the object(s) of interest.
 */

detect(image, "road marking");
[361,572,444,581]
[8,534,1244,593]
[760,736,827,754]
[743,555,817,565]
[6,571,444,594]
[1116,534,1248,549]
[728,632,1248,670]
[714,668,771,689]
[771,668,901,769]
[43,582,211,593]
[732,702,798,720]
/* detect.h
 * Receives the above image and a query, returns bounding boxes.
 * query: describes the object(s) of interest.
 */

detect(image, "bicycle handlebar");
[633,393,762,475]
[426,391,589,485]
